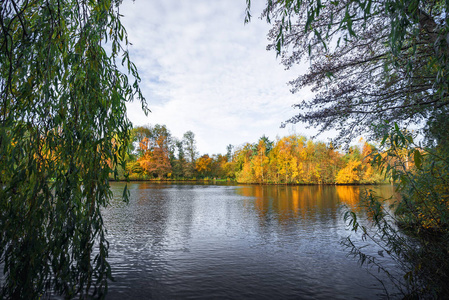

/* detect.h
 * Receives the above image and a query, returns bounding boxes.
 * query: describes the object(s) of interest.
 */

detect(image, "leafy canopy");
[246,0,449,143]
[0,0,147,298]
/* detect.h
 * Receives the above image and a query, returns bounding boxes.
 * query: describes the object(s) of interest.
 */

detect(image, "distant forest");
[116,124,391,184]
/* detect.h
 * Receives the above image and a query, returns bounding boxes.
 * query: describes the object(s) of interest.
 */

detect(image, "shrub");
[344,125,449,298]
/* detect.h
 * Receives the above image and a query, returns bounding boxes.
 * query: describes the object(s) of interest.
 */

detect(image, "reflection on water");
[336,186,361,208]
[237,185,381,222]
[104,183,397,299]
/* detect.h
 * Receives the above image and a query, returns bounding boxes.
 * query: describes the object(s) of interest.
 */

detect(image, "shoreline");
[109,179,392,186]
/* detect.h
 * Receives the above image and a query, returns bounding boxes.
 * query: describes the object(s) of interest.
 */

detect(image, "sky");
[120,0,322,155]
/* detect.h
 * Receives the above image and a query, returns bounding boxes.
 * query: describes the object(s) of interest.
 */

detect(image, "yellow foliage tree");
[195,154,213,177]
[335,160,361,184]
[236,161,254,183]
[252,139,270,183]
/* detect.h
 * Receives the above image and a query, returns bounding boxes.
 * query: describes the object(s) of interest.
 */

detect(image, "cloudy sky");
[120,0,320,155]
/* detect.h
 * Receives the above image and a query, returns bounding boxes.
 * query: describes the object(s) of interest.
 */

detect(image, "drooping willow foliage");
[0,0,147,298]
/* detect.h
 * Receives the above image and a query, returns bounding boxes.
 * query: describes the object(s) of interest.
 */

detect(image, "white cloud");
[120,0,319,155]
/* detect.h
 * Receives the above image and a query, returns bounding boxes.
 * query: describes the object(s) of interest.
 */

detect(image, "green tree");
[183,130,198,177]
[0,1,146,298]
[172,138,187,178]
[226,144,234,161]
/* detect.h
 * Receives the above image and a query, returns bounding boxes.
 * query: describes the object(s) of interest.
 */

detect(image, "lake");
[104,182,400,299]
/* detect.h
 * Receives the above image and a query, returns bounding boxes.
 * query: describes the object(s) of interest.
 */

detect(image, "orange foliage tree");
[138,135,172,179]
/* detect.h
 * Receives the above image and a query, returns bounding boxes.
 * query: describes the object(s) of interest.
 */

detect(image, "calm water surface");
[104,183,399,299]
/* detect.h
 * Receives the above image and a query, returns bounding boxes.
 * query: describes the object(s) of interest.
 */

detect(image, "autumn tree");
[138,137,172,179]
[220,149,236,179]
[271,136,302,183]
[136,125,173,179]
[360,141,383,183]
[0,0,146,298]
[234,143,256,183]
[132,126,152,156]
[314,141,343,183]
[210,154,229,179]
[335,160,362,184]
[252,136,272,183]
[195,154,213,178]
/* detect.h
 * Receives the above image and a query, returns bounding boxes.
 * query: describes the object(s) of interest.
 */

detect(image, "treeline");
[119,124,385,184]
[232,135,384,184]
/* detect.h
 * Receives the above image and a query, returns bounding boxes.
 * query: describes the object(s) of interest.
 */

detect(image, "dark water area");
[104,183,400,299]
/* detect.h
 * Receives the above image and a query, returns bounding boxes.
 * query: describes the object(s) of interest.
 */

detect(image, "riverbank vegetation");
[116,124,387,184]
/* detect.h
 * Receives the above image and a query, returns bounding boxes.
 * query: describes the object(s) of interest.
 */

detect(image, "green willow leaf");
[0,0,147,299]
[413,149,422,169]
